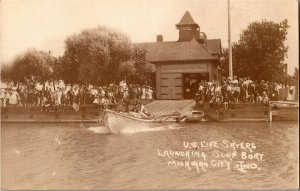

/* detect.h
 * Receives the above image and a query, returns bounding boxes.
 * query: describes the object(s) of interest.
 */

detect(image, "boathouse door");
[160,73,182,99]
[183,73,209,99]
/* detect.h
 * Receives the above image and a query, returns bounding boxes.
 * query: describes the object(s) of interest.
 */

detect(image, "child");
[223,93,229,110]
[215,92,223,111]
[256,93,262,104]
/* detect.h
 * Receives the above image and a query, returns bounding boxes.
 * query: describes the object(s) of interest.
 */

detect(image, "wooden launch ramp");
[145,100,195,116]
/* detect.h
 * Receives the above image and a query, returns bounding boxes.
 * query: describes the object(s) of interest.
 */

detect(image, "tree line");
[1,19,298,87]
[1,26,153,87]
[220,19,297,85]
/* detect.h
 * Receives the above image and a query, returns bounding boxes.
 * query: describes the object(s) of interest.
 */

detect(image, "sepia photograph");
[0,0,299,190]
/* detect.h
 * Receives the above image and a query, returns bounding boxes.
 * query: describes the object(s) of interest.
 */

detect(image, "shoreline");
[1,119,101,123]
[1,100,298,123]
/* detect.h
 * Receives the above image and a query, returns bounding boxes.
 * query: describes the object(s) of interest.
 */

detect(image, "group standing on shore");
[1,76,295,113]
[195,76,292,110]
[0,79,154,112]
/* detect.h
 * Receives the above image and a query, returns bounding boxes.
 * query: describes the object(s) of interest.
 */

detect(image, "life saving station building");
[137,11,222,100]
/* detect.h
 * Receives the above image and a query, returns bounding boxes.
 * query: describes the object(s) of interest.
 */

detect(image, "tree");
[53,55,77,84]
[1,62,12,81]
[221,19,289,82]
[61,26,133,85]
[121,47,154,86]
[1,49,55,84]
[219,48,229,77]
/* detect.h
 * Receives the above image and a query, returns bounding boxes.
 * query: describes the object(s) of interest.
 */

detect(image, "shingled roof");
[176,10,199,28]
[136,39,218,63]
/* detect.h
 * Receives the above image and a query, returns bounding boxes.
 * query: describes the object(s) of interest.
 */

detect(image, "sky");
[1,0,298,74]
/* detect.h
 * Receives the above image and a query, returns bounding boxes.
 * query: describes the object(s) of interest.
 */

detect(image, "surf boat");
[103,109,178,134]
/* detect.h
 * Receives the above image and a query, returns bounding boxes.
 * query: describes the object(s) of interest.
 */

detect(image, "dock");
[145,100,195,116]
[1,100,152,123]
[203,102,298,122]
[270,101,299,121]
[1,105,102,123]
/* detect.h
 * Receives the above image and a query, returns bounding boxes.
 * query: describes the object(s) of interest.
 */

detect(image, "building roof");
[207,39,222,55]
[136,39,218,63]
[176,10,199,28]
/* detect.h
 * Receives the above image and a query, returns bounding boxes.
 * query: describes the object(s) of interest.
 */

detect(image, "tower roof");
[176,10,199,28]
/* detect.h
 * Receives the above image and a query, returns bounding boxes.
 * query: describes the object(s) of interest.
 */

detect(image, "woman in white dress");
[287,85,295,101]
[9,90,18,105]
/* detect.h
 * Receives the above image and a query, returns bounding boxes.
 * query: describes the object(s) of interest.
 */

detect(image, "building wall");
[155,61,217,100]
[156,64,162,99]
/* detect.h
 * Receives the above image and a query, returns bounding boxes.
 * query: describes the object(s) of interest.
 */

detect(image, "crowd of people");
[0,76,293,113]
[0,79,154,112]
[195,76,287,110]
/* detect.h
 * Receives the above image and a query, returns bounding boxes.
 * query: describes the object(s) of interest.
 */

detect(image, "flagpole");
[228,0,233,79]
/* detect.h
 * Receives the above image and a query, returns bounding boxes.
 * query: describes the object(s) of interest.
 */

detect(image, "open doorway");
[183,73,209,99]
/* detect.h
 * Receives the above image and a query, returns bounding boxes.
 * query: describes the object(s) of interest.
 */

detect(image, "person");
[67,88,74,106]
[42,94,52,112]
[215,92,223,111]
[239,84,247,103]
[73,102,80,112]
[93,95,100,109]
[131,85,138,101]
[248,82,256,103]
[141,85,146,100]
[9,89,18,106]
[55,88,62,111]
[196,83,204,108]
[123,94,131,112]
[232,76,238,84]
[137,85,142,99]
[233,83,240,103]
[129,110,141,118]
[136,103,150,118]
[287,85,295,101]
[260,80,268,95]
[223,93,229,110]
[119,79,127,90]
[123,86,129,101]
[261,91,269,107]
[100,96,109,110]
[272,83,279,101]
[0,89,5,107]
[147,87,153,100]
[185,81,192,99]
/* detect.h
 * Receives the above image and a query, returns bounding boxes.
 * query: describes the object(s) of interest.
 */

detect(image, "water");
[1,122,298,190]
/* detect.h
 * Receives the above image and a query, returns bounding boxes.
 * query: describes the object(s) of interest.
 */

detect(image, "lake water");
[1,122,298,190]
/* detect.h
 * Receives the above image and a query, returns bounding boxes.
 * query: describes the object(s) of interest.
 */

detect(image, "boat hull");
[103,110,170,134]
